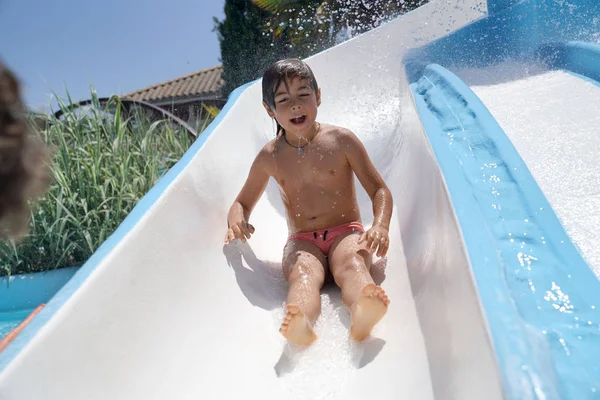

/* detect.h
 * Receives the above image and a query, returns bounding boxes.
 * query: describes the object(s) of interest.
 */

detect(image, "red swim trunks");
[286,221,365,256]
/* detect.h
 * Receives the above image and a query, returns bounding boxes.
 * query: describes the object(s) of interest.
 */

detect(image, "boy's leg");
[280,239,327,346]
[328,232,390,341]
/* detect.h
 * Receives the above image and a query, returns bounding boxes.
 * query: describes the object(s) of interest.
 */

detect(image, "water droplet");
[296,213,301,217]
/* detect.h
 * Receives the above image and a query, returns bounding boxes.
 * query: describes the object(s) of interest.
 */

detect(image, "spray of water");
[271,292,374,400]
[259,0,429,55]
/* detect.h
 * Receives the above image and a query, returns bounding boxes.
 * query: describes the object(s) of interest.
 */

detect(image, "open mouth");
[290,115,306,125]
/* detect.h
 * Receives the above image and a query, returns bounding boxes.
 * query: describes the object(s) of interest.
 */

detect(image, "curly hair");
[0,61,51,241]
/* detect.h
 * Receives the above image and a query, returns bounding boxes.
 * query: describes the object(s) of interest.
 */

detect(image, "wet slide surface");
[455,62,600,277]
[0,2,498,400]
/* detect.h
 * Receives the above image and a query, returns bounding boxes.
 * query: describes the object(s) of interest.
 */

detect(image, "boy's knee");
[332,255,368,280]
[288,261,325,286]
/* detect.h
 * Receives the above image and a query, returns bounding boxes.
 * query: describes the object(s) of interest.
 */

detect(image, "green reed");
[0,90,211,277]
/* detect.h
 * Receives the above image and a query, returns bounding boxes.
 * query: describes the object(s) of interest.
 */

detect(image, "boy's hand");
[359,225,389,257]
[224,220,255,244]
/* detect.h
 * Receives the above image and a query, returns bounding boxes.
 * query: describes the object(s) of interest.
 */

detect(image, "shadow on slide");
[222,241,388,376]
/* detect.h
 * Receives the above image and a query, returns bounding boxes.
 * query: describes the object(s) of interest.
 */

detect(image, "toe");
[376,288,390,305]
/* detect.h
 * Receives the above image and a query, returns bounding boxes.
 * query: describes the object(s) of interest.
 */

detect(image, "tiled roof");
[122,65,225,103]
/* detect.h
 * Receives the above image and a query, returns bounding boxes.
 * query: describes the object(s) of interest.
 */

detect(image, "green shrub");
[0,91,208,277]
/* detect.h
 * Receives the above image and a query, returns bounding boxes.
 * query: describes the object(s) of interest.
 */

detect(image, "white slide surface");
[455,61,600,278]
[0,2,505,400]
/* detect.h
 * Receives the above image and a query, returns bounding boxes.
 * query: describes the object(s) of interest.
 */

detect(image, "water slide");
[1,0,599,399]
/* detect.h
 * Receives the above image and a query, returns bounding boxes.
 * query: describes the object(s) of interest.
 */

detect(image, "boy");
[225,59,392,346]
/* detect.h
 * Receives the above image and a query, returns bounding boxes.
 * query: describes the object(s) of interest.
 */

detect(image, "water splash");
[259,0,429,54]
[272,293,364,400]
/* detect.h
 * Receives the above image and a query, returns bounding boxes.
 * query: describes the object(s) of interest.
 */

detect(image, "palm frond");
[252,0,298,12]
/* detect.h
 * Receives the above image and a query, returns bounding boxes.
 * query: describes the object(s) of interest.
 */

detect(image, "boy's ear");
[317,88,322,106]
[262,101,275,118]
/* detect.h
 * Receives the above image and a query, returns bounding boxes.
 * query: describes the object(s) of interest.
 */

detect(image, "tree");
[214,0,429,95]
[259,1,332,58]
[254,0,429,42]
[214,0,323,95]
[213,0,280,95]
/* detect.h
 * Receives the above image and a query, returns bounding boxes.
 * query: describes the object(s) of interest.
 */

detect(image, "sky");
[0,0,225,112]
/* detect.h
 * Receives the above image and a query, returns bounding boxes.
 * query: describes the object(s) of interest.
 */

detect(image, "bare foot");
[280,304,318,346]
[350,283,390,341]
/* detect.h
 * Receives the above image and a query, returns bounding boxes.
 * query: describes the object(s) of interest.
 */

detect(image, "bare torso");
[265,124,361,233]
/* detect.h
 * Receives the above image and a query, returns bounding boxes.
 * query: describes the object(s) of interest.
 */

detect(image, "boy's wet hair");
[262,58,319,137]
[0,61,51,241]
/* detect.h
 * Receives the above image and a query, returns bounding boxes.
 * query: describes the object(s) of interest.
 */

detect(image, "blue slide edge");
[539,41,600,87]
[410,63,600,399]
[0,80,257,373]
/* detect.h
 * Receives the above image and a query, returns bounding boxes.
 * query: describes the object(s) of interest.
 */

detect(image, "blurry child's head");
[262,59,321,137]
[0,61,51,241]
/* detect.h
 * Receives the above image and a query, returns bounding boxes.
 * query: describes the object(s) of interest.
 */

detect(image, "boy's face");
[263,76,321,136]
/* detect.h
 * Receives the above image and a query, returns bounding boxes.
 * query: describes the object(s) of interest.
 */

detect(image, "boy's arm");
[225,149,271,243]
[342,130,393,256]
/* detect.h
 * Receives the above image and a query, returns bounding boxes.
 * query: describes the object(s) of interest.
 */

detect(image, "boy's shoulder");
[259,137,278,155]
[322,124,356,139]
[322,123,361,145]
[252,137,278,168]
[323,123,352,135]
